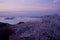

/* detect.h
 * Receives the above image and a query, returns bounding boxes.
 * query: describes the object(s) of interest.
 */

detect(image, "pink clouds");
[0,4,59,12]
[0,5,57,12]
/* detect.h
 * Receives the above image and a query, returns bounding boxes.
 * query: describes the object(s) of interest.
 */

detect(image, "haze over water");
[0,17,41,24]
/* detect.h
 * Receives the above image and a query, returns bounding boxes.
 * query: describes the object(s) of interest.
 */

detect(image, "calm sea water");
[0,17,40,24]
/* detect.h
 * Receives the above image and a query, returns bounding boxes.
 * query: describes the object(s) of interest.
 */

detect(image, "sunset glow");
[0,0,60,12]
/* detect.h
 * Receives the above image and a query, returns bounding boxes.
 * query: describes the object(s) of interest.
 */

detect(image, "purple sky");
[0,0,60,16]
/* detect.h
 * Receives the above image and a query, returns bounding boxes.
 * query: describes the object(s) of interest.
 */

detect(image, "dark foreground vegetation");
[0,14,60,40]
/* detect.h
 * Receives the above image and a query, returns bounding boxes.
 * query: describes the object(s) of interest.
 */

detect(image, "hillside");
[9,14,60,40]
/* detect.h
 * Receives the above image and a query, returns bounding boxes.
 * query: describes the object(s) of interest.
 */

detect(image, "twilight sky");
[0,0,60,17]
[0,0,60,11]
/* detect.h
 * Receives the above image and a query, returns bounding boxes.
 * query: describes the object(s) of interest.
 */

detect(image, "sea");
[0,17,41,24]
